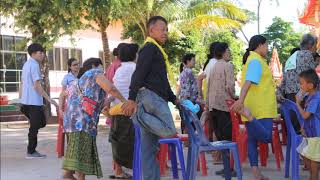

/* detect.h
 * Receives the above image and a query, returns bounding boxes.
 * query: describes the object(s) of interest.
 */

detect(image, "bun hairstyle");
[242,35,267,65]
[77,58,103,78]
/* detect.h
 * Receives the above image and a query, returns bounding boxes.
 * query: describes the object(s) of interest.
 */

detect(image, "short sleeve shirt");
[245,59,262,84]
[304,91,320,137]
[63,68,106,136]
[61,72,77,88]
[21,58,43,106]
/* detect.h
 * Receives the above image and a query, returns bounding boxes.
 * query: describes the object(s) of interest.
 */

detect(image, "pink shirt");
[105,58,121,83]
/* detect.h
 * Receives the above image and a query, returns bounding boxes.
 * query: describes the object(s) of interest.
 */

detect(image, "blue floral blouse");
[63,68,106,136]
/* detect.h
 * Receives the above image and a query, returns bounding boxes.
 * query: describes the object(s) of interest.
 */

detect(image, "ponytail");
[243,35,267,65]
[180,63,184,73]
[242,49,251,65]
[203,42,220,71]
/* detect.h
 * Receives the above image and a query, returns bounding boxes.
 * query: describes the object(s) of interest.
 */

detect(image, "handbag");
[77,81,98,117]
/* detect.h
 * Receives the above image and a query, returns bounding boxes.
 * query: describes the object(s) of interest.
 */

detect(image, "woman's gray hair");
[300,34,318,50]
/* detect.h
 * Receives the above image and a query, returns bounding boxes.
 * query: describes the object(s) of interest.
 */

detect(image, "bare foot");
[62,170,76,180]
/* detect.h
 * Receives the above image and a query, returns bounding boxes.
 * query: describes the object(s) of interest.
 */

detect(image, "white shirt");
[111,62,136,106]
[204,58,217,81]
[21,57,43,106]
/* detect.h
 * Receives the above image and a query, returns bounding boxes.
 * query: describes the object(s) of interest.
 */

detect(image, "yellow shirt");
[240,51,277,121]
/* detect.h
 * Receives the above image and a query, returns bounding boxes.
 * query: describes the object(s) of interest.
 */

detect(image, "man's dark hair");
[27,43,44,56]
[147,16,168,29]
[119,43,136,62]
[299,69,319,89]
[112,48,119,57]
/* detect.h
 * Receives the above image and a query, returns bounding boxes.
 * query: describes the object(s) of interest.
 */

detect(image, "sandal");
[109,172,132,179]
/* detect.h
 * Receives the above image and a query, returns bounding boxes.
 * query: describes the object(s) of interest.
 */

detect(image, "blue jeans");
[246,118,273,167]
[134,89,177,180]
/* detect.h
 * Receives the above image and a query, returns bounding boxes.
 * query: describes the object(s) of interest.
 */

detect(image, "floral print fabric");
[63,69,106,136]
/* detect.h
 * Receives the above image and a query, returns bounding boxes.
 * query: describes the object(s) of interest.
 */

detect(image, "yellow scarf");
[144,37,174,84]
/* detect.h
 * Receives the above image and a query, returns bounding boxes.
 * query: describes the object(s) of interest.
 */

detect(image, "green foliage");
[0,0,83,50]
[263,17,302,64]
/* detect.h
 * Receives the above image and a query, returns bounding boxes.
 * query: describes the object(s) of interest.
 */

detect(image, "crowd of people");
[19,15,319,180]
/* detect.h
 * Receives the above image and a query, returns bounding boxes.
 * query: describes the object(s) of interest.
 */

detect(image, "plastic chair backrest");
[225,99,241,136]
[280,99,304,136]
[179,105,209,146]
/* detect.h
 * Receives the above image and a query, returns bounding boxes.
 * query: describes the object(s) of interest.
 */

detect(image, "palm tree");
[119,0,248,40]
[80,0,123,67]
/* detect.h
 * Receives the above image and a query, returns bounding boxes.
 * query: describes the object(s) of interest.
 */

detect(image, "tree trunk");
[100,27,111,69]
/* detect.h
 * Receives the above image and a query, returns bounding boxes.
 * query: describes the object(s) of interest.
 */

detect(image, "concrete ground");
[1,121,310,180]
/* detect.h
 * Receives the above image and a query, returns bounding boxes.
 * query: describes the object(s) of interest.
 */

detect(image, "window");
[3,53,15,69]
[16,53,27,69]
[76,49,82,65]
[47,49,54,70]
[15,36,26,51]
[2,35,14,51]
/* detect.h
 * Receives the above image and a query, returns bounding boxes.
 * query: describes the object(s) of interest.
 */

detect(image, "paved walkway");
[1,122,309,180]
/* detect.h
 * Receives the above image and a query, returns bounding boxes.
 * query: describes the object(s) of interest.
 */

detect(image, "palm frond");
[191,14,242,29]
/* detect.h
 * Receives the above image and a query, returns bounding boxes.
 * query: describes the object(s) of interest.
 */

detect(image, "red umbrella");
[269,47,283,80]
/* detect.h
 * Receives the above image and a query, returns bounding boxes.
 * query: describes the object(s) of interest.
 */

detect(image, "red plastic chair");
[56,110,65,158]
[226,99,283,170]
[226,100,248,168]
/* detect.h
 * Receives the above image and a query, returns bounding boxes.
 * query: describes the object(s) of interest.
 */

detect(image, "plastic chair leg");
[169,144,179,179]
[284,135,291,178]
[231,146,243,180]
[222,150,231,180]
[159,144,168,176]
[272,131,281,170]
[291,138,300,180]
[259,143,268,167]
[189,145,200,180]
[200,152,207,176]
[176,141,187,180]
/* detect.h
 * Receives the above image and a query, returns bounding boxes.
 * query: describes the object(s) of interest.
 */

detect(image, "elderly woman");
[59,58,129,180]
[108,43,139,179]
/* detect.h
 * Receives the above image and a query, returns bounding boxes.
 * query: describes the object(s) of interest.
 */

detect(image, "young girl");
[296,69,319,180]
[61,58,79,90]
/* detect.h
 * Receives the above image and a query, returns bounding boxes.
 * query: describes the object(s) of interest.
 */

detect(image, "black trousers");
[21,105,46,154]
[209,109,232,141]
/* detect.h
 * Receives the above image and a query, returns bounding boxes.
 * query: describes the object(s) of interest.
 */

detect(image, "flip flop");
[109,172,132,179]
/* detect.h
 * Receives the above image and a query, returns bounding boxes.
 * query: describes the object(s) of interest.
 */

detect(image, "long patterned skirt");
[109,115,134,169]
[62,131,103,178]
